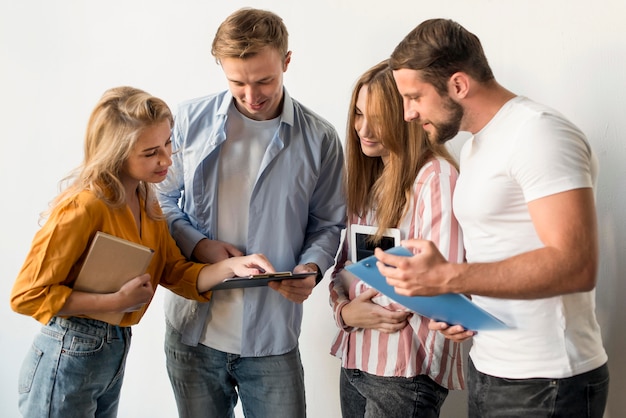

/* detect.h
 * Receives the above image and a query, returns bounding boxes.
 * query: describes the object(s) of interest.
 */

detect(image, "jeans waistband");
[50,316,130,341]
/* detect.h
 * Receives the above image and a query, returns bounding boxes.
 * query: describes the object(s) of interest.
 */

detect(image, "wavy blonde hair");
[45,86,173,221]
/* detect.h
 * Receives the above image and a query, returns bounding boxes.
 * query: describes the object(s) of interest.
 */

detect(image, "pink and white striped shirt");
[329,157,465,390]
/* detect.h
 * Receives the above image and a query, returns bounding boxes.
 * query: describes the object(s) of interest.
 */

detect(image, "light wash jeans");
[339,367,449,418]
[468,359,609,417]
[18,316,131,418]
[164,322,306,418]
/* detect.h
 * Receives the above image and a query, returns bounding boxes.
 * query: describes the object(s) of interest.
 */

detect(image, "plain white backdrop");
[2,1,625,417]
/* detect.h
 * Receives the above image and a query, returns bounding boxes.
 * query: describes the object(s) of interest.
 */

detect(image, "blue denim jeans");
[164,322,306,418]
[468,359,609,418]
[18,316,131,418]
[340,367,449,418]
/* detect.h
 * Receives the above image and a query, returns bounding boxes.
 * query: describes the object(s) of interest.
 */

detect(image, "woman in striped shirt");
[329,60,465,417]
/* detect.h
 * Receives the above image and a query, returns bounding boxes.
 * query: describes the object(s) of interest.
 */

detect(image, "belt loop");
[115,325,123,340]
[106,323,123,342]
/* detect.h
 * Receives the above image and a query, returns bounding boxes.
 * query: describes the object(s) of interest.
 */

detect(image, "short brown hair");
[211,8,289,63]
[390,19,494,94]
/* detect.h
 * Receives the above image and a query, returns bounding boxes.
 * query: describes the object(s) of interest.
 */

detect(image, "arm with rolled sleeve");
[156,120,208,259]
[11,200,92,324]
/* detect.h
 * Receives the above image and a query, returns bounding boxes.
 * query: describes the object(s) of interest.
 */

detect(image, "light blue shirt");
[156,89,346,356]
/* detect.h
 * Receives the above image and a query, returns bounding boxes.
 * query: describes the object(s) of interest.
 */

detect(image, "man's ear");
[448,72,470,99]
[283,51,292,71]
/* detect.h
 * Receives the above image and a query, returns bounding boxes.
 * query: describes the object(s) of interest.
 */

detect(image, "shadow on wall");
[574,40,626,418]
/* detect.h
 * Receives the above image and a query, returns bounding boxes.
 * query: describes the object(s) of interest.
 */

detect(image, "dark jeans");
[468,358,609,418]
[340,367,448,418]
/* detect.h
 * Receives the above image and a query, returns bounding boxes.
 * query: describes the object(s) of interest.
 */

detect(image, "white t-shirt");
[453,96,607,379]
[200,103,278,354]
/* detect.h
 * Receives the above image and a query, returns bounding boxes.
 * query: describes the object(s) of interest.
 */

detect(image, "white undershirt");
[200,103,278,353]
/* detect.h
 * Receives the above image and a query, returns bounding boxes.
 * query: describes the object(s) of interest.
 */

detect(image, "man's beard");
[427,96,464,144]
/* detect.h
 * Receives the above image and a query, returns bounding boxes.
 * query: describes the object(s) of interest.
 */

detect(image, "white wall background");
[1,1,625,417]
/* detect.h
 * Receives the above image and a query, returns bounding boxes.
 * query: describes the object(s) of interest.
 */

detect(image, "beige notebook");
[73,231,154,325]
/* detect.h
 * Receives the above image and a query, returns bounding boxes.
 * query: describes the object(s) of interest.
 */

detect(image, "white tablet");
[350,224,401,262]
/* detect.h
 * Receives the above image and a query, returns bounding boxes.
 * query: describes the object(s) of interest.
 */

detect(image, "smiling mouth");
[248,101,265,109]
[361,138,380,145]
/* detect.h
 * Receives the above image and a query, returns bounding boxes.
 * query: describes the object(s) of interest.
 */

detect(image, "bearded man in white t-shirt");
[376,18,609,418]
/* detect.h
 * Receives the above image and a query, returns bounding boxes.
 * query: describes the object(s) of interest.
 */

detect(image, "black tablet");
[211,272,313,290]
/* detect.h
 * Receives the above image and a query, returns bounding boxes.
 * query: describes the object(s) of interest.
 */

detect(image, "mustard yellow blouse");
[11,190,209,326]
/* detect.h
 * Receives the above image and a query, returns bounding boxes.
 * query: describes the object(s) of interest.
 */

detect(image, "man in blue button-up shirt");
[156,8,345,418]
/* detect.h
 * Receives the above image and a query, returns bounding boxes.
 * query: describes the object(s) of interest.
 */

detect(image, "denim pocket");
[587,371,610,417]
[62,331,104,357]
[18,344,43,394]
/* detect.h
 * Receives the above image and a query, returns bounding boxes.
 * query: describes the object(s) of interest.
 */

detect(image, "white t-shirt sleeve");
[509,111,597,203]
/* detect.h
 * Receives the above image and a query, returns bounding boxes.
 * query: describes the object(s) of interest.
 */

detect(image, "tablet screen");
[354,233,396,261]
[350,224,401,262]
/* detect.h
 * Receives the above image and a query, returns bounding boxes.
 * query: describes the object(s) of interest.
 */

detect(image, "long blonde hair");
[46,86,173,220]
[344,60,458,241]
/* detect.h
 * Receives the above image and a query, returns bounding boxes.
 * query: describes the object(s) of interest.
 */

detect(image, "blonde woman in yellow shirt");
[10,86,274,418]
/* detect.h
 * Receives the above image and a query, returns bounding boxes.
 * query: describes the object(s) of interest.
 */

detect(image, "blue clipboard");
[345,246,510,331]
